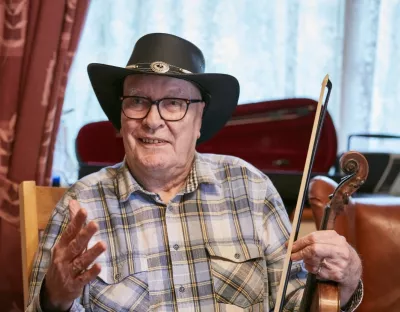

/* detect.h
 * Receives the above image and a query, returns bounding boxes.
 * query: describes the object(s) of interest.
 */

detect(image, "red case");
[76,121,125,165]
[197,98,337,173]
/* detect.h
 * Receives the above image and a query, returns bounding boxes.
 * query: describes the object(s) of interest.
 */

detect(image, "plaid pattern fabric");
[26,153,362,312]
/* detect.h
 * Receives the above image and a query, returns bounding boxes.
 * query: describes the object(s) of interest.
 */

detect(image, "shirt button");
[179,286,185,293]
[234,253,241,259]
[173,244,179,250]
[114,273,121,280]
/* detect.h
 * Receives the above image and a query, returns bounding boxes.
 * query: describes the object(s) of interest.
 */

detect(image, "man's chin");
[138,155,170,171]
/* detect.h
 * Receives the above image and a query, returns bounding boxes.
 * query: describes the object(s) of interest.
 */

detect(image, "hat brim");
[87,63,240,144]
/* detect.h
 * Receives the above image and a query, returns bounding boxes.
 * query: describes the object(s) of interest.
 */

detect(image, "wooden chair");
[19,181,67,308]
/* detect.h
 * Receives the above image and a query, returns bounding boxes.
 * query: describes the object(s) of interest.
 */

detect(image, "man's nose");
[143,104,164,129]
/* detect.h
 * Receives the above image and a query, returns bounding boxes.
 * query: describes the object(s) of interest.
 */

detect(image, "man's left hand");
[291,230,362,306]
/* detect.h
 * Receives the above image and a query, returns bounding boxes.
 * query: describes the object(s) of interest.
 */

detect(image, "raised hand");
[42,200,106,311]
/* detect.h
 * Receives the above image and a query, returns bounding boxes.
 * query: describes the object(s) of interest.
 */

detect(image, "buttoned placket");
[164,196,195,310]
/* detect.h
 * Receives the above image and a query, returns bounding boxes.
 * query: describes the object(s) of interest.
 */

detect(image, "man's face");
[120,75,205,174]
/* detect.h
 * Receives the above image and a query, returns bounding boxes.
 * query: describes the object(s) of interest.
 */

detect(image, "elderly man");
[27,33,362,312]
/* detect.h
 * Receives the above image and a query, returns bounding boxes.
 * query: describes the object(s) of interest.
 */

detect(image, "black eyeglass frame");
[119,95,204,121]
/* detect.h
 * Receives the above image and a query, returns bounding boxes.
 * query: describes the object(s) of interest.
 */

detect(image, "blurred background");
[55,0,400,184]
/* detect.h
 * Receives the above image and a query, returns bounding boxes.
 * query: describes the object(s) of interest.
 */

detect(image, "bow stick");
[274,74,333,312]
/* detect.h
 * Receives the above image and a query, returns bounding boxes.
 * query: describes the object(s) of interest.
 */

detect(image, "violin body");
[310,282,340,312]
[300,271,340,312]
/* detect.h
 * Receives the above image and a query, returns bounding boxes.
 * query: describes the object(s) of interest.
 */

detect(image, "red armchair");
[308,176,400,311]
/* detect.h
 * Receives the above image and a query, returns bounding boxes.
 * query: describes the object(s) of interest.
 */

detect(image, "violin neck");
[319,204,336,231]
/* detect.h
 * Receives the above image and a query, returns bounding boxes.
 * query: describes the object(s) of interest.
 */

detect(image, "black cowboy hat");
[87,33,240,144]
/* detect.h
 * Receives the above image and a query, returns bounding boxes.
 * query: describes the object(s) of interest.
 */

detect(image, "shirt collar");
[116,153,220,201]
[115,159,144,201]
[192,152,220,187]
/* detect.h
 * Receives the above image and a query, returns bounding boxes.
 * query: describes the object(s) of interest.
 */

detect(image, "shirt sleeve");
[25,192,86,312]
[341,279,364,312]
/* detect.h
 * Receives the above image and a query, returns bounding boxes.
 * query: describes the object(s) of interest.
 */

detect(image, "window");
[53,0,400,185]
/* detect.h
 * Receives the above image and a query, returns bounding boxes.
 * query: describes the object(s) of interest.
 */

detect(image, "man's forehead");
[125,74,193,88]
[124,74,200,95]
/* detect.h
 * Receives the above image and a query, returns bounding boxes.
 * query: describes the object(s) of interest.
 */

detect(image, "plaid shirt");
[27,153,362,312]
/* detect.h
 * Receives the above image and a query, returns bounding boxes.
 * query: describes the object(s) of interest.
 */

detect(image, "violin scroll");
[340,151,369,186]
[329,152,369,215]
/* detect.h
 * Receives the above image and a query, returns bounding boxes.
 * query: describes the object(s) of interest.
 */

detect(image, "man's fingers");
[291,243,339,262]
[75,263,102,286]
[304,259,347,282]
[304,263,319,275]
[70,242,107,276]
[65,221,99,261]
[69,200,81,220]
[59,204,87,247]
[291,230,344,253]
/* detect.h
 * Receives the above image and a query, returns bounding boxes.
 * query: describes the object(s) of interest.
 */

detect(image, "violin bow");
[274,74,332,312]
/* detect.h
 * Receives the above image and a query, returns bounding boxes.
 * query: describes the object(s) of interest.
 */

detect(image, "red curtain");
[0,0,89,310]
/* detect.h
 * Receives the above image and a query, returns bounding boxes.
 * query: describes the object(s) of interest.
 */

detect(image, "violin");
[273,76,369,311]
[299,151,369,312]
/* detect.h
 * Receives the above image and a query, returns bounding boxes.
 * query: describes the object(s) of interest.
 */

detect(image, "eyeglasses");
[120,96,203,121]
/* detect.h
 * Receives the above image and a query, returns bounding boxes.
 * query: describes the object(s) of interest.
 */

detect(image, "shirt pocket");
[89,255,150,312]
[206,242,265,309]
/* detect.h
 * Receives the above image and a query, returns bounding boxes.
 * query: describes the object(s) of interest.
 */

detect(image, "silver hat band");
[126,61,192,74]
